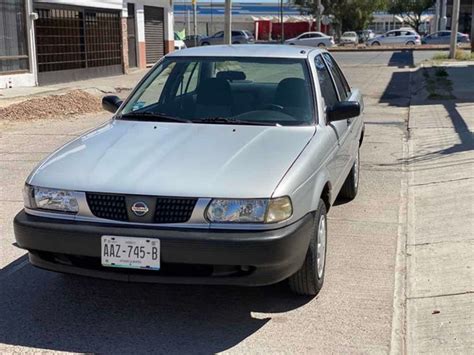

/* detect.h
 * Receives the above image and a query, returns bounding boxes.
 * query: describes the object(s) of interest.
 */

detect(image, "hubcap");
[317,214,327,279]
[354,149,360,189]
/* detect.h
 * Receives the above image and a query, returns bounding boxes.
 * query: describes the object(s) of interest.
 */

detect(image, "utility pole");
[192,0,198,47]
[280,0,284,43]
[316,0,322,32]
[440,0,447,30]
[434,0,440,32]
[449,0,460,59]
[224,0,232,44]
[471,0,474,52]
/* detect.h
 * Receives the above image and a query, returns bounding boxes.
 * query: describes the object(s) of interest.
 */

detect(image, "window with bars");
[35,6,122,73]
[0,0,29,73]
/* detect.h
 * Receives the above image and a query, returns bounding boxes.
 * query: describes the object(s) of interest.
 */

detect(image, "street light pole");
[449,0,460,59]
[192,0,198,47]
[316,0,321,32]
[224,0,232,44]
[280,0,284,43]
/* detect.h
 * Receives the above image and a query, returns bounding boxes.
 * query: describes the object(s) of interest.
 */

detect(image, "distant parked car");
[183,35,204,48]
[284,32,335,48]
[422,31,470,45]
[174,33,186,50]
[367,29,421,46]
[356,29,375,43]
[339,31,358,46]
[200,30,255,45]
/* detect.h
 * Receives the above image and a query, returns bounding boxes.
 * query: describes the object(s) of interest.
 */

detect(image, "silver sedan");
[285,31,335,48]
[14,45,364,296]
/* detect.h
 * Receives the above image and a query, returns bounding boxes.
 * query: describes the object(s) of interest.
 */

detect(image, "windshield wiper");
[193,117,277,126]
[120,111,191,123]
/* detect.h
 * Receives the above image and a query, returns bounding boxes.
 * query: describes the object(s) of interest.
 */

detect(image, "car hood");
[28,120,315,198]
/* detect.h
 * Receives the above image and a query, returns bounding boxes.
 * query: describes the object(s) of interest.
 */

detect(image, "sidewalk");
[406,62,474,353]
[0,69,148,108]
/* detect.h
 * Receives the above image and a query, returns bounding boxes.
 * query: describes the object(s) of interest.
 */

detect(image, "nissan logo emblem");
[131,201,149,217]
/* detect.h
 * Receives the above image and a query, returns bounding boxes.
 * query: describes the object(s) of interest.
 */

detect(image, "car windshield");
[119,57,315,126]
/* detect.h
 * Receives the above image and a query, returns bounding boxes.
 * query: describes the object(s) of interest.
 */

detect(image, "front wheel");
[288,199,328,296]
[339,147,360,200]
[317,43,326,48]
[406,41,415,46]
[371,41,380,46]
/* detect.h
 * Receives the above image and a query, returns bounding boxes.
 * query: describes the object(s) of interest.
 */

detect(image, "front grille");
[86,193,128,221]
[155,197,197,223]
[85,193,198,224]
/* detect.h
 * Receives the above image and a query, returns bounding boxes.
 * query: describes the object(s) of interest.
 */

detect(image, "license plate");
[101,236,160,270]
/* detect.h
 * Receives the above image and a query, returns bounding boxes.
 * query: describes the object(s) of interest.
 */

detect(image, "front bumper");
[14,210,313,286]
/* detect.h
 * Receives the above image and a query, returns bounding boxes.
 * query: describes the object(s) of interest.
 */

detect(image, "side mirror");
[327,101,360,122]
[102,95,123,114]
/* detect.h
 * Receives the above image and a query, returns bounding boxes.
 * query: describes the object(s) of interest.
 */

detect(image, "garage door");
[144,6,165,65]
[35,5,122,85]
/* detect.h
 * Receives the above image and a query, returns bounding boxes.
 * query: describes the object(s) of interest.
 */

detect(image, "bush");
[432,50,473,61]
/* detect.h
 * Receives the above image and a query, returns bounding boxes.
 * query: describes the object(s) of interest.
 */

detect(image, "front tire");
[371,41,380,46]
[317,43,326,48]
[289,199,327,296]
[339,147,360,200]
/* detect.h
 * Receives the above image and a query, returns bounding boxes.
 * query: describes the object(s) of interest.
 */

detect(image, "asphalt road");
[0,50,419,354]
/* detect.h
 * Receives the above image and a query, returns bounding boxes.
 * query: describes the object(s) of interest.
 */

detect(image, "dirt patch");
[0,90,103,121]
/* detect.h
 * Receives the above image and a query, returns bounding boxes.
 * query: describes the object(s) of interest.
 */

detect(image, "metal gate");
[35,5,122,84]
[144,6,165,65]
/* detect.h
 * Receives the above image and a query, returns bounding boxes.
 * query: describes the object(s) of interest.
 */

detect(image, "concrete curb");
[389,67,414,355]
[328,46,452,53]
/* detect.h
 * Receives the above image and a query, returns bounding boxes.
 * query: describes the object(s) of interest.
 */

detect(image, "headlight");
[206,197,292,223]
[23,185,79,213]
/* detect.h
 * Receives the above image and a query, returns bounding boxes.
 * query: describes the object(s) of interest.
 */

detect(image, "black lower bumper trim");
[14,211,314,286]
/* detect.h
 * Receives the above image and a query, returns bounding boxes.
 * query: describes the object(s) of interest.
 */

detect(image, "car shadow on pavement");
[0,256,311,354]
[387,50,415,69]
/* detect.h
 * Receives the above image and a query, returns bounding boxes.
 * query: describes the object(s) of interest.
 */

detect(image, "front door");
[314,55,350,190]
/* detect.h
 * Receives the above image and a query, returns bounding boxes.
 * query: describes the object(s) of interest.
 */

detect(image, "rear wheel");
[288,199,327,296]
[406,41,415,46]
[371,41,380,46]
[339,147,360,200]
[317,43,326,48]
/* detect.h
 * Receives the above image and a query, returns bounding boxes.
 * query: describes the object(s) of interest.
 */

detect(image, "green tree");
[294,0,388,34]
[387,0,435,32]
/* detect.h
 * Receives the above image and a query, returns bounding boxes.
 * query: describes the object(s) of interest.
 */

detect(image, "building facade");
[0,0,175,88]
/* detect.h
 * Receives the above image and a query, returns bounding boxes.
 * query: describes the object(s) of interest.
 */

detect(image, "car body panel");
[28,120,315,199]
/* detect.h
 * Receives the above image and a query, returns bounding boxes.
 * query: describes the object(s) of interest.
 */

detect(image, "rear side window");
[315,55,338,108]
[322,53,350,100]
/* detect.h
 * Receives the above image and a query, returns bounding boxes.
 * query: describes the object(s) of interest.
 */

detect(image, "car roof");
[167,44,322,59]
